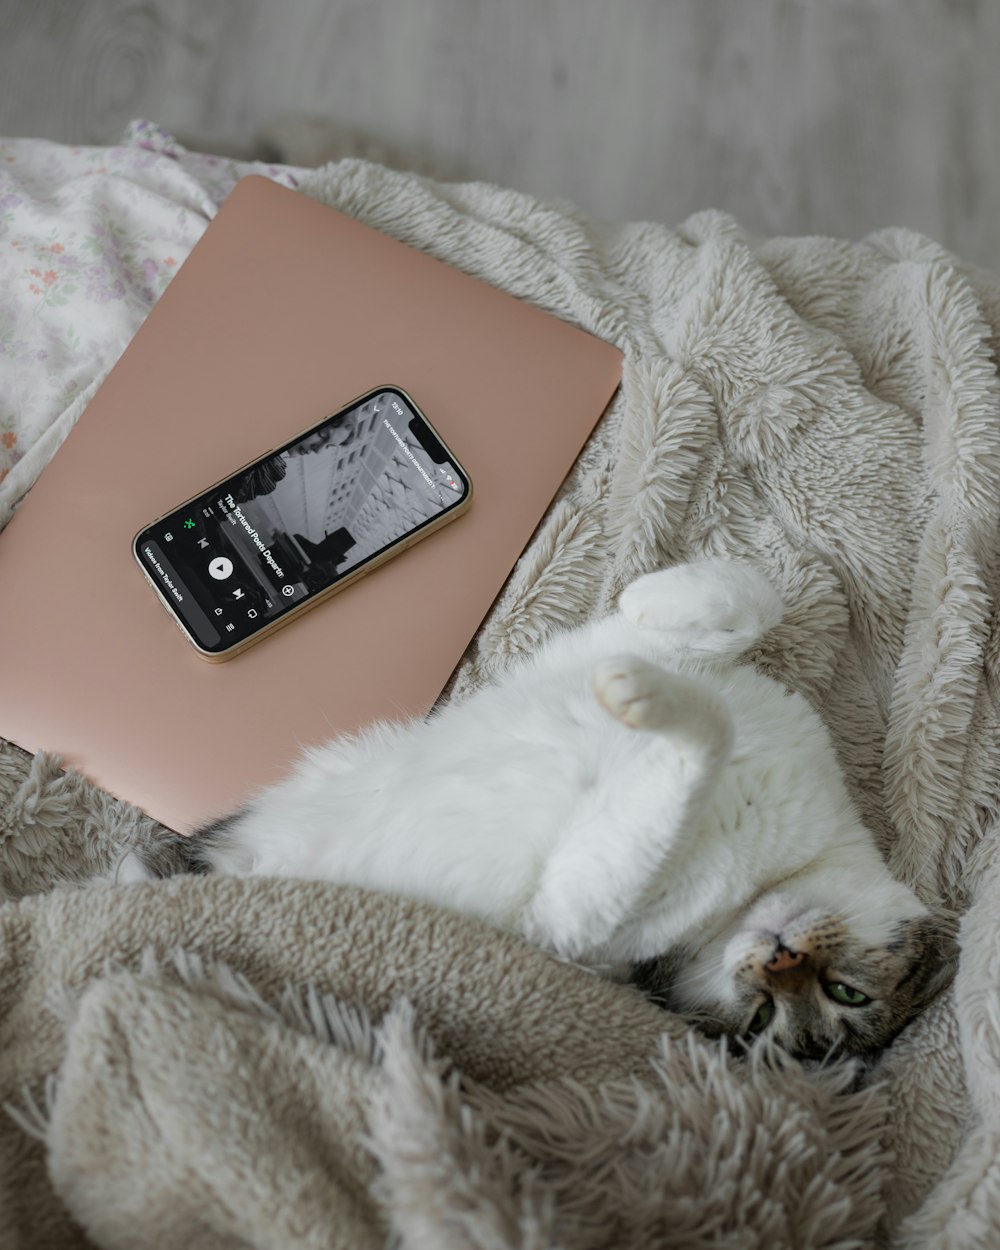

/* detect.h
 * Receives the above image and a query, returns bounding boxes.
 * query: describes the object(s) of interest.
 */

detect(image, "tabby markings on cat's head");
[632,894,956,1061]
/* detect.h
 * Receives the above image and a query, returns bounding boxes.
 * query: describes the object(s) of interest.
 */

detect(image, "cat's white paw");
[593,654,679,730]
[593,655,734,761]
[619,560,782,654]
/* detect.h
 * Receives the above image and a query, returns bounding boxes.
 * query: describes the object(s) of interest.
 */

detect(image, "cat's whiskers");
[651,958,730,1004]
[776,901,885,945]
[663,962,721,993]
[836,902,894,928]
[646,893,904,1013]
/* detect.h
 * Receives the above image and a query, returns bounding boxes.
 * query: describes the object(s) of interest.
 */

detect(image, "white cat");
[154,560,950,1058]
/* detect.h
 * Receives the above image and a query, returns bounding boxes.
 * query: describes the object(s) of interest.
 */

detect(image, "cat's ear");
[898,915,959,1010]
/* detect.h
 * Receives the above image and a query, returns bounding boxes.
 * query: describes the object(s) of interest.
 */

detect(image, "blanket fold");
[2,155,1000,1246]
[0,878,887,1250]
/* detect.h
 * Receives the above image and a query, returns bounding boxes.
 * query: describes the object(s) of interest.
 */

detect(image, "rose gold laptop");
[0,176,622,832]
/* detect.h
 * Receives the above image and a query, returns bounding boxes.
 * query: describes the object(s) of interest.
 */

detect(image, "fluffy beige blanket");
[1,160,999,1248]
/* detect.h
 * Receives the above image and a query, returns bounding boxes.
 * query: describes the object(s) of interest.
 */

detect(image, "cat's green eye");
[746,998,775,1036]
[824,981,871,1007]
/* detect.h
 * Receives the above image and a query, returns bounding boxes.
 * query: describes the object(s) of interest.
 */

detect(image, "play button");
[208,557,234,580]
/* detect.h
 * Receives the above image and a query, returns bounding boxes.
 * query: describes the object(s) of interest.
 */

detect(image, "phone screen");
[134,388,470,655]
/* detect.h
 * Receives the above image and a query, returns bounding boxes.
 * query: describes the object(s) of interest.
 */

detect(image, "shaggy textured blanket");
[2,159,999,1248]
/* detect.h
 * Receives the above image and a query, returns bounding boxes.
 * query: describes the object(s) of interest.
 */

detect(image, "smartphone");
[133,386,472,660]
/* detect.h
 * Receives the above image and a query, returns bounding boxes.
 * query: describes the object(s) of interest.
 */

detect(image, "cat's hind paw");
[593,654,695,731]
[593,654,672,730]
[593,655,733,758]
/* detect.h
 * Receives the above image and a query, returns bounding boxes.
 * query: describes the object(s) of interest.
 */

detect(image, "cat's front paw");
[593,654,676,731]
[619,560,782,650]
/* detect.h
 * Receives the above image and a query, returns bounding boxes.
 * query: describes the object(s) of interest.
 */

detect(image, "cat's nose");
[765,944,805,974]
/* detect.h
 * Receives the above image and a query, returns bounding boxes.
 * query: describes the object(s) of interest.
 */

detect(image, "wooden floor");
[2,0,1000,270]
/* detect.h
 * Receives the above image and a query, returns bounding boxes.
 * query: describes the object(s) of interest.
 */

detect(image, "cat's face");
[632,890,956,1060]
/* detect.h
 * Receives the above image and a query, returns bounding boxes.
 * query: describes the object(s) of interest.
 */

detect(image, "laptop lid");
[0,176,622,832]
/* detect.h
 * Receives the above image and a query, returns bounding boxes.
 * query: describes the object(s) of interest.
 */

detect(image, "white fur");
[204,560,926,972]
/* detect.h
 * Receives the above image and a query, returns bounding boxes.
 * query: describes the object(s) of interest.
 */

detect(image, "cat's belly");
[230,703,623,929]
[639,750,858,953]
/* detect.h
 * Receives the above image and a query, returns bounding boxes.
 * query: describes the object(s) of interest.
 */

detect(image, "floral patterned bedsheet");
[0,120,303,518]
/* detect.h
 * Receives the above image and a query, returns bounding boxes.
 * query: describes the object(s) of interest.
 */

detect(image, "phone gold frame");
[132,385,473,662]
